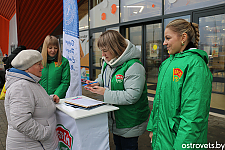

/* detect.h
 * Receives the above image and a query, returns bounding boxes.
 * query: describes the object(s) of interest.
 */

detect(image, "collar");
[9,68,37,82]
[183,42,196,51]
[47,54,58,63]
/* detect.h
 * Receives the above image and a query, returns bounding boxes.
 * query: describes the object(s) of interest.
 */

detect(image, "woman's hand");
[53,95,60,103]
[84,80,100,90]
[86,86,106,95]
[149,131,153,143]
[85,80,100,87]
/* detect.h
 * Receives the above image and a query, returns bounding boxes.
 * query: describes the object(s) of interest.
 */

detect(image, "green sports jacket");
[103,59,150,129]
[147,49,213,150]
[40,56,70,99]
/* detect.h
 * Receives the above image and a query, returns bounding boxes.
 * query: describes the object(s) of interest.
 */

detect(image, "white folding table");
[55,96,119,150]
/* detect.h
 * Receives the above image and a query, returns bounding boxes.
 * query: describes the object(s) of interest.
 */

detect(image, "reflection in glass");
[146,23,162,96]
[79,0,89,31]
[199,14,225,94]
[121,0,162,23]
[165,0,225,15]
[93,69,101,80]
[199,14,225,111]
[164,15,190,28]
[89,0,119,28]
[92,32,102,67]
[106,27,119,32]
[79,31,89,67]
[129,26,142,49]
[90,0,103,9]
[125,26,142,56]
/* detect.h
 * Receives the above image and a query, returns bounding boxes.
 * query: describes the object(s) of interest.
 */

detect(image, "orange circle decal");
[101,13,106,20]
[111,4,117,14]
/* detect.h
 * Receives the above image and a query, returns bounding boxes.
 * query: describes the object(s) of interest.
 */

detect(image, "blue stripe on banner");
[63,0,79,38]
[63,28,79,38]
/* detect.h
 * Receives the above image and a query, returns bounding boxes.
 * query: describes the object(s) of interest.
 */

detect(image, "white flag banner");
[63,0,82,97]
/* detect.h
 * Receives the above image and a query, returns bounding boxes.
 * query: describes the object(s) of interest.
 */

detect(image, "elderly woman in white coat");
[4,50,59,150]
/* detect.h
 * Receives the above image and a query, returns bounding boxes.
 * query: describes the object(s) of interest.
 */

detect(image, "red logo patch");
[55,62,62,67]
[116,74,124,83]
[173,68,183,82]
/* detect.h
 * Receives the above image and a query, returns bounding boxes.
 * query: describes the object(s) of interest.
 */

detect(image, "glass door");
[90,29,104,80]
[125,26,143,59]
[146,23,162,97]
[89,27,120,80]
[124,23,163,97]
[194,10,225,114]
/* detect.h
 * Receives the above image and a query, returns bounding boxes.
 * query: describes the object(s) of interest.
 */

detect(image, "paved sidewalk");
[82,88,225,150]
[0,87,224,150]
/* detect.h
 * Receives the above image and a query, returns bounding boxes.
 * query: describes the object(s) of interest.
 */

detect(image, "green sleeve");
[173,64,212,149]
[146,110,154,131]
[54,60,70,99]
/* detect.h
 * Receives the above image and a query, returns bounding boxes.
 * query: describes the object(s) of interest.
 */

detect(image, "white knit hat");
[11,50,43,70]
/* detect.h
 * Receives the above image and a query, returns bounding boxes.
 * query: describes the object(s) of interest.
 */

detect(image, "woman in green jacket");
[40,35,70,99]
[147,19,213,150]
[85,30,150,150]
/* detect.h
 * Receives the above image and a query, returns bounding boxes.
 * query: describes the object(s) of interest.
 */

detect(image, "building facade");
[1,0,225,114]
[78,0,225,115]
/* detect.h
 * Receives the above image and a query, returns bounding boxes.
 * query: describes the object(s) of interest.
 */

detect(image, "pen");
[82,81,98,86]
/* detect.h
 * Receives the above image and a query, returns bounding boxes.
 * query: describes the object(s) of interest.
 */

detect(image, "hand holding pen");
[83,80,105,95]
[83,80,100,89]
[83,81,99,86]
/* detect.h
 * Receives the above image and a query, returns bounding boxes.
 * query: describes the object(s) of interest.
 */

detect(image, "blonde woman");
[40,35,70,99]
[147,19,213,149]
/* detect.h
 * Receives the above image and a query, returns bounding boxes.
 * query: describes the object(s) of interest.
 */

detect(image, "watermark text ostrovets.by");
[182,141,225,149]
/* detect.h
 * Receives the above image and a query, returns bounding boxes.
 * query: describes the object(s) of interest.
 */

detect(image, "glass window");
[90,0,103,9]
[198,14,225,111]
[106,27,119,32]
[165,0,225,15]
[93,69,101,80]
[89,0,119,28]
[92,32,102,67]
[79,31,89,67]
[79,0,89,31]
[125,26,142,59]
[146,23,162,97]
[121,0,162,23]
[163,15,190,60]
[164,15,190,29]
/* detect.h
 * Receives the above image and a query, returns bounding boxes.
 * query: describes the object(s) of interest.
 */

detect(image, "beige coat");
[5,68,58,150]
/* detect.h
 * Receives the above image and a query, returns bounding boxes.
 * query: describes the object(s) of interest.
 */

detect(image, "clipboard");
[64,97,105,110]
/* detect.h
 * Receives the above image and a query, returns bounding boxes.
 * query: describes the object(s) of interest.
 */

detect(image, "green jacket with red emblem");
[102,59,150,129]
[147,48,213,150]
[95,39,150,137]
[40,56,70,99]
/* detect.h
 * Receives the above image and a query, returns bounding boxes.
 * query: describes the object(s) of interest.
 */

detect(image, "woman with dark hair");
[147,19,213,149]
[85,30,150,150]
